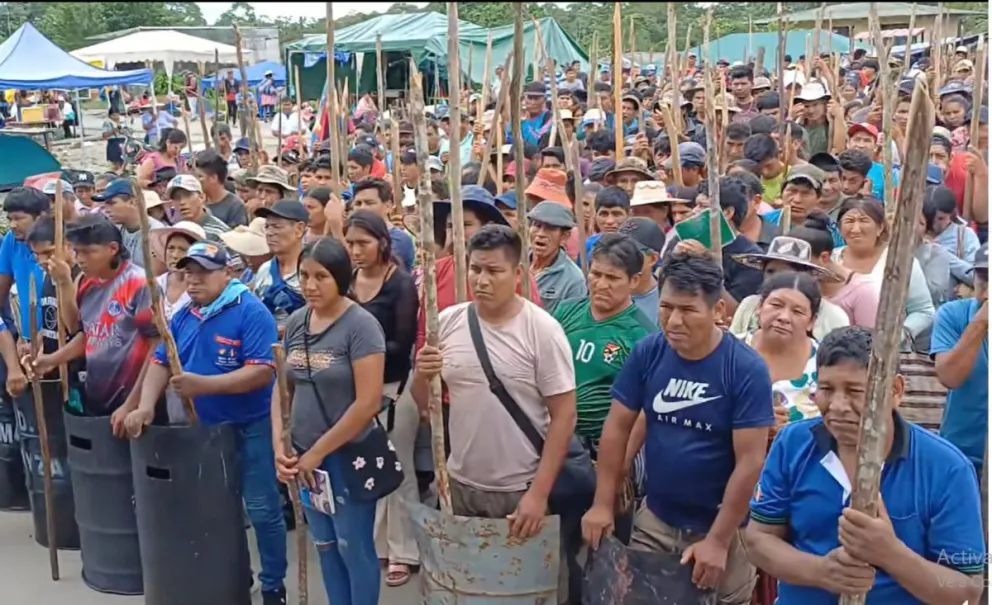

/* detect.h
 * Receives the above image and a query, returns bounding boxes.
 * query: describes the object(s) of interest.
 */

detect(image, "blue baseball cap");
[92,178,135,202]
[926,163,944,185]
[495,190,518,210]
[176,241,229,271]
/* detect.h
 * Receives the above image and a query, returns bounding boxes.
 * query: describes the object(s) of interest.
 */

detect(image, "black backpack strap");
[466,304,545,453]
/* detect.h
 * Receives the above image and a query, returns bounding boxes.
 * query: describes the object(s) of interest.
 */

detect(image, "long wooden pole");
[512,5,531,302]
[613,3,623,160]
[52,181,69,402]
[963,38,986,222]
[776,3,786,123]
[447,2,467,304]
[180,94,194,156]
[376,33,385,133]
[410,62,451,515]
[590,33,600,131]
[477,32,494,124]
[474,52,514,187]
[840,81,934,605]
[566,137,587,273]
[932,3,944,107]
[702,8,722,268]
[325,3,342,197]
[671,6,684,136]
[660,103,684,186]
[233,23,259,173]
[133,181,197,423]
[29,272,58,581]
[391,119,402,213]
[196,61,212,149]
[903,4,918,74]
[213,49,221,149]
[869,4,895,213]
[272,344,307,605]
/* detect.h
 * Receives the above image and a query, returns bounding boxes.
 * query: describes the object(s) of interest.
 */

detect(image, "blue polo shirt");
[764,208,845,248]
[0,231,45,340]
[612,331,774,533]
[154,291,277,426]
[930,298,988,469]
[751,416,986,604]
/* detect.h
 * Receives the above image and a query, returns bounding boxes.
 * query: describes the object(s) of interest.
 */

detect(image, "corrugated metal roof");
[754,2,984,25]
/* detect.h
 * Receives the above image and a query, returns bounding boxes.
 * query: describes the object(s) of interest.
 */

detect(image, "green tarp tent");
[285,13,589,101]
[686,31,872,68]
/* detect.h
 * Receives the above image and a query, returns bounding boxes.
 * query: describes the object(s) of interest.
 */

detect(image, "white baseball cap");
[165,174,203,199]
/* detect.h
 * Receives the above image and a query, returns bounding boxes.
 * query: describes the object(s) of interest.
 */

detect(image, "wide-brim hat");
[630,181,686,207]
[605,157,655,184]
[150,221,208,264]
[732,236,841,282]
[220,217,270,257]
[524,168,570,206]
[432,187,508,248]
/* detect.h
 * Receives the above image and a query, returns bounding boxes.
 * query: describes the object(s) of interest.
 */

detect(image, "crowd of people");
[0,32,987,605]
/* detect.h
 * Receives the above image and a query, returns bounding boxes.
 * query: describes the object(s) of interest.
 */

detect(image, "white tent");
[71,29,251,79]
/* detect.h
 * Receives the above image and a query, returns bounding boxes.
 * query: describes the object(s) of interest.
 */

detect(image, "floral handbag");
[302,309,403,502]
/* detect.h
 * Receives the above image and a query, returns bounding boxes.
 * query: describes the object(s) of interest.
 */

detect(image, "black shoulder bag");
[466,304,596,515]
[302,308,403,502]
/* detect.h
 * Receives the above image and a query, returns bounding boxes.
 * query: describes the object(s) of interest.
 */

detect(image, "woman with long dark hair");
[137,128,188,188]
[273,238,390,605]
[344,210,420,586]
[303,186,331,244]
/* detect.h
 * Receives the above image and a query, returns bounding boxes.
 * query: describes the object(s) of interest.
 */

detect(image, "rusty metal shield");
[407,501,561,604]
[583,536,714,605]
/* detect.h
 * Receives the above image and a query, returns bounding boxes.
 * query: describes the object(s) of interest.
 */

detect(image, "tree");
[214,2,259,27]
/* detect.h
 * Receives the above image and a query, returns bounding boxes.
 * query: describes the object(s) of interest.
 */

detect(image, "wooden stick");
[233,23,259,173]
[133,181,197,423]
[272,344,307,605]
[748,16,753,63]
[213,49,221,150]
[869,4,895,213]
[376,33,386,134]
[702,8,722,269]
[467,44,474,93]
[628,15,636,71]
[533,16,562,148]
[409,62,452,515]
[512,5,532,302]
[613,3,623,160]
[146,61,160,124]
[903,4,918,74]
[475,51,515,187]
[196,62,211,150]
[756,47,766,75]
[776,3,786,122]
[932,3,944,107]
[276,110,284,168]
[667,4,682,135]
[660,103,684,187]
[325,3,342,197]
[812,4,824,72]
[180,100,194,156]
[964,38,986,222]
[52,180,69,403]
[682,23,693,82]
[477,32,494,124]
[391,119,403,212]
[840,81,934,605]
[29,272,58,581]
[718,75,729,172]
[447,2,467,304]
[565,137,587,273]
[590,33,600,131]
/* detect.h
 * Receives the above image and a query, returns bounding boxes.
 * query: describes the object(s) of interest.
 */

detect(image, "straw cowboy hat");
[150,221,207,263]
[605,157,655,184]
[732,236,841,282]
[629,181,688,207]
[220,217,270,257]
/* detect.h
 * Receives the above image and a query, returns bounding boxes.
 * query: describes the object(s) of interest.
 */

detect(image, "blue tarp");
[0,23,151,89]
[686,31,873,69]
[202,60,286,89]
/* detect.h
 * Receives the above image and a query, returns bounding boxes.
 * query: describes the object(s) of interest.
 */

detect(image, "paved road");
[0,509,421,604]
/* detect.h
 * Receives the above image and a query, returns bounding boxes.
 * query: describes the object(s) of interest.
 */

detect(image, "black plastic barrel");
[64,412,143,595]
[14,381,79,549]
[0,393,28,510]
[131,423,251,605]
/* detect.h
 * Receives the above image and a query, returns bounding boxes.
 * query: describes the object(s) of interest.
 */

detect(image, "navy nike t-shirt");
[612,331,774,533]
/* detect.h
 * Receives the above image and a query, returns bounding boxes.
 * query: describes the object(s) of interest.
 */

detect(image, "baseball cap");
[255,199,310,223]
[848,122,880,140]
[176,241,229,272]
[665,142,706,169]
[73,171,96,189]
[152,166,179,187]
[784,164,826,191]
[355,134,379,150]
[618,217,666,254]
[495,190,518,210]
[975,243,988,270]
[166,174,203,199]
[426,156,444,173]
[234,138,252,153]
[926,163,944,185]
[524,81,547,97]
[42,179,74,196]
[92,178,135,202]
[527,201,576,229]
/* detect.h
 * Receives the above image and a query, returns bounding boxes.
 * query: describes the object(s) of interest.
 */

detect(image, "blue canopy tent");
[685,31,873,69]
[0,22,151,89]
[202,60,286,90]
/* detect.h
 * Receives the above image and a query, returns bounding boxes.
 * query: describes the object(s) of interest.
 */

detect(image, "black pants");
[227,100,238,124]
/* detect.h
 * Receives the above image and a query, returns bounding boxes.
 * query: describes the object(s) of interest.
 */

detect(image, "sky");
[195,2,573,24]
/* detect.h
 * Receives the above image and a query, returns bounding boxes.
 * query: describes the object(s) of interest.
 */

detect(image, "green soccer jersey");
[553,299,658,441]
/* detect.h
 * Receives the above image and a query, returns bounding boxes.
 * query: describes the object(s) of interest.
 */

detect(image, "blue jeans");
[238,416,288,593]
[302,452,379,605]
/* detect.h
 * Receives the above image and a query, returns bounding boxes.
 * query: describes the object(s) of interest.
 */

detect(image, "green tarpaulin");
[459,17,589,85]
[686,31,872,68]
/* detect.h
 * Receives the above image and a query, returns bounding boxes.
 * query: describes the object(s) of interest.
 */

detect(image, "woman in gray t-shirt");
[274,238,386,605]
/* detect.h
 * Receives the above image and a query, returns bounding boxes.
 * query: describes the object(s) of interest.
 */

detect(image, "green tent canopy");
[685,31,873,68]
[458,17,589,85]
